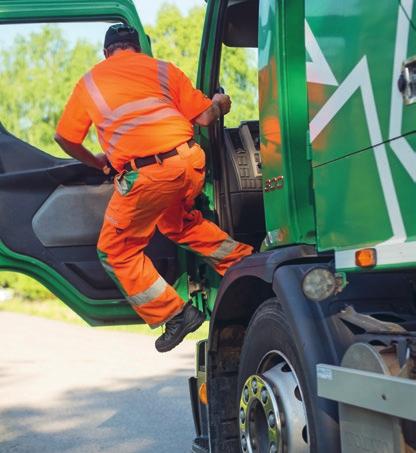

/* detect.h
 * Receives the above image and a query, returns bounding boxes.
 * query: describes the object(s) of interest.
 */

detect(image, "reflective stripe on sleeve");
[127,276,168,307]
[157,60,171,99]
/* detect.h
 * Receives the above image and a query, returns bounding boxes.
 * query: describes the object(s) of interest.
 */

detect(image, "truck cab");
[190,1,416,452]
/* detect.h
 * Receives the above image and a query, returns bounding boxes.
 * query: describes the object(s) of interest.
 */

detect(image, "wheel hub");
[239,353,309,452]
[239,375,280,453]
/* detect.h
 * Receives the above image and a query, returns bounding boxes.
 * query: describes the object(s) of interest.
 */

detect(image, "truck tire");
[237,298,339,453]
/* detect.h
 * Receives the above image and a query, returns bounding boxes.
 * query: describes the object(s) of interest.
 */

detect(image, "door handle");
[398,56,416,105]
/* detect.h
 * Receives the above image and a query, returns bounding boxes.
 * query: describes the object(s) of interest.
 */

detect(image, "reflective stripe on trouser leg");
[128,275,167,306]
[97,164,188,327]
[158,207,254,276]
[130,280,186,329]
[98,237,186,327]
[97,248,127,296]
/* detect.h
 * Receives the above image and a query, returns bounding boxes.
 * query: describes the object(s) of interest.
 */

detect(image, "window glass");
[0,22,111,157]
[220,45,258,127]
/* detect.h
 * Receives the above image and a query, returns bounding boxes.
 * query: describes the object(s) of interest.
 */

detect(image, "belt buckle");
[155,154,162,165]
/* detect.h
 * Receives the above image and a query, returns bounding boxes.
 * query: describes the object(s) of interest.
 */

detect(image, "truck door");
[0,1,188,325]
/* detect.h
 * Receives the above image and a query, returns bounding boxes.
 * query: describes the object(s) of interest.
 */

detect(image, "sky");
[136,0,202,24]
[0,0,204,47]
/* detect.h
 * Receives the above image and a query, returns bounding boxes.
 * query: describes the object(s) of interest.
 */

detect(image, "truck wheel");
[237,298,331,453]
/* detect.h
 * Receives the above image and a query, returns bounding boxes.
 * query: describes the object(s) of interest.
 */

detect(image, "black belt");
[124,139,195,171]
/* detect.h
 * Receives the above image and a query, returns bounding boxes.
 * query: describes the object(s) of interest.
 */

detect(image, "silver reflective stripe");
[83,66,179,155]
[157,60,170,98]
[106,106,184,155]
[128,276,168,307]
[84,73,172,130]
[100,97,168,129]
[96,126,108,148]
[101,260,113,274]
[83,72,112,117]
[207,236,239,263]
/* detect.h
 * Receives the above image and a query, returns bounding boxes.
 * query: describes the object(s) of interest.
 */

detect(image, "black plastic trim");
[272,264,342,450]
[208,244,321,342]
[189,377,202,437]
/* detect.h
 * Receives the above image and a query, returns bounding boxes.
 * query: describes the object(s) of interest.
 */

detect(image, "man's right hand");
[193,93,232,127]
[212,93,232,115]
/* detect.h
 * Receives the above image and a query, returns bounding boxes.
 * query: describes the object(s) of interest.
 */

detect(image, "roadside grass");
[0,298,209,341]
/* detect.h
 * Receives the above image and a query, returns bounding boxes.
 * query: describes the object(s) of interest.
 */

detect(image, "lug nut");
[240,408,246,424]
[251,379,258,394]
[268,412,276,428]
[270,443,277,453]
[241,434,248,452]
[261,388,268,404]
[243,386,250,403]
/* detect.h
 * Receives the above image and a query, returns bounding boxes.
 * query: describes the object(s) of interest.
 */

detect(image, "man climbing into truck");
[54,23,253,352]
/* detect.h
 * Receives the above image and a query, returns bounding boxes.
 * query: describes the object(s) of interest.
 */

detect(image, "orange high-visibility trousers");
[97,142,253,327]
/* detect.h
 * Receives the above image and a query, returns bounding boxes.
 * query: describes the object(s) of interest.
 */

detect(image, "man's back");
[57,50,211,171]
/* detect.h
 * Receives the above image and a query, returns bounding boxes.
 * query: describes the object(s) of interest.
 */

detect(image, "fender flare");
[208,244,319,344]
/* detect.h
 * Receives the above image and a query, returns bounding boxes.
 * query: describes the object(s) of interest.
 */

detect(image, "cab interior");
[207,0,265,250]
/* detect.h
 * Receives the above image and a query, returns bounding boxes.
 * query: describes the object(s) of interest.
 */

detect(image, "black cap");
[104,23,140,49]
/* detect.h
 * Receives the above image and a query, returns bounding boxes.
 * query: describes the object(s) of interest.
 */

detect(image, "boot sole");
[156,312,205,353]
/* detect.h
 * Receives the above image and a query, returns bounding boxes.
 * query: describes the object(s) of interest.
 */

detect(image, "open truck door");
[0,0,189,326]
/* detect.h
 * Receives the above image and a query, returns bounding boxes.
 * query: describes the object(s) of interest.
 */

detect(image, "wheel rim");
[239,351,309,453]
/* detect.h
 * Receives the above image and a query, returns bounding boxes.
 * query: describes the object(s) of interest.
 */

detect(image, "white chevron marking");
[305,21,338,86]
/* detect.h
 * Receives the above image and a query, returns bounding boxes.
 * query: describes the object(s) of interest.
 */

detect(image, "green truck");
[0,0,415,452]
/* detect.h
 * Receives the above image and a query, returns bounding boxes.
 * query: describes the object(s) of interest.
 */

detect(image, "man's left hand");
[95,153,111,174]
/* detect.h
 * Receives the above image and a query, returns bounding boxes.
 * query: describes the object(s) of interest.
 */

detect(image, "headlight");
[302,267,337,302]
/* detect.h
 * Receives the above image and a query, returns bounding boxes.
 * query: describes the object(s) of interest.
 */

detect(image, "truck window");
[220,45,258,127]
[0,22,111,158]
[219,0,259,127]
[215,0,264,249]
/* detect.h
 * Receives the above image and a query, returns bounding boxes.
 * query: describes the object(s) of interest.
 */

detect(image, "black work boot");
[155,302,205,353]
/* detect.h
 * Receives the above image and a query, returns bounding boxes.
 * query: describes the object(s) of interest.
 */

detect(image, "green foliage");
[146,4,206,83]
[146,3,258,126]
[0,272,53,300]
[221,46,258,126]
[0,25,100,157]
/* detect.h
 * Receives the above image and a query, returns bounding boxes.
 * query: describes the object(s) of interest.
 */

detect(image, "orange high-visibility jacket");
[56,50,212,171]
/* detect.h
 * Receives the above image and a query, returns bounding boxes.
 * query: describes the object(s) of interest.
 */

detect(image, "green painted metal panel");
[0,0,151,55]
[0,241,136,325]
[259,0,315,250]
[389,134,416,243]
[0,240,192,325]
[314,146,393,251]
[307,0,416,270]
[306,1,416,165]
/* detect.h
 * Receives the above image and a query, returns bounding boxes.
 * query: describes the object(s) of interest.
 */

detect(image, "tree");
[146,4,258,126]
[0,25,100,157]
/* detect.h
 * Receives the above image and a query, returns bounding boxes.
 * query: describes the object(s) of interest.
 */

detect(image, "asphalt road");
[0,312,198,453]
